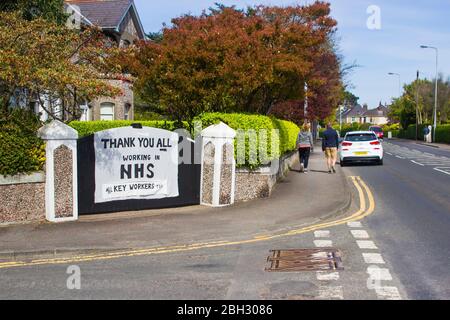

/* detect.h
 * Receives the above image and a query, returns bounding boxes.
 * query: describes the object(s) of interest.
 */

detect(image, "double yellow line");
[0,176,375,269]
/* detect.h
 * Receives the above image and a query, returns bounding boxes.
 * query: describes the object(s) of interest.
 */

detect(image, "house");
[60,0,146,122]
[338,103,389,125]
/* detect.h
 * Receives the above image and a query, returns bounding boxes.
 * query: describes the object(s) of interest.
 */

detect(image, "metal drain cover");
[265,248,343,272]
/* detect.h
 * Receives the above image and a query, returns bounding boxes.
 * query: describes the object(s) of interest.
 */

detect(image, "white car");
[339,131,383,166]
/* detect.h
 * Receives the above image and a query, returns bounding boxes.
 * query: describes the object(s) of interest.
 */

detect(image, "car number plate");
[354,151,368,155]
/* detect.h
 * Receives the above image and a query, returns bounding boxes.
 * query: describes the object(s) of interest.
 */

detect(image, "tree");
[0,0,68,25]
[126,2,340,125]
[0,11,125,122]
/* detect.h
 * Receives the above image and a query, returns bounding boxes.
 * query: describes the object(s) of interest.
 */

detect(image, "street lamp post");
[415,70,419,141]
[420,45,439,142]
[388,72,401,97]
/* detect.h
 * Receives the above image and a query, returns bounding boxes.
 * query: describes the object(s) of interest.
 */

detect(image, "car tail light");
[342,142,352,146]
[370,141,381,145]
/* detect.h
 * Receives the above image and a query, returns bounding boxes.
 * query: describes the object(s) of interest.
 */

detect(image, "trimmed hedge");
[0,110,46,177]
[69,120,189,137]
[435,125,450,144]
[69,113,300,168]
[197,113,299,168]
[397,124,450,144]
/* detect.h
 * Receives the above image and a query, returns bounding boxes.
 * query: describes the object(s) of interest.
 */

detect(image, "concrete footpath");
[0,146,352,261]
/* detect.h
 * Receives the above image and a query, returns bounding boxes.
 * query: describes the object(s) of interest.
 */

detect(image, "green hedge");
[0,110,46,177]
[69,113,300,169]
[69,120,189,137]
[397,124,450,144]
[434,125,450,143]
[197,113,299,168]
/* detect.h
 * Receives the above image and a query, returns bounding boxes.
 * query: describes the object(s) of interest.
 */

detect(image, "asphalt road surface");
[0,139,449,300]
[344,139,450,299]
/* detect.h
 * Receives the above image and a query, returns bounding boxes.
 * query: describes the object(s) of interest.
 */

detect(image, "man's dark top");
[322,127,339,149]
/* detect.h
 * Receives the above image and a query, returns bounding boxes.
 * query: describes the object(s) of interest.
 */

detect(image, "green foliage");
[0,0,68,24]
[435,125,450,144]
[69,120,189,137]
[196,113,299,168]
[70,113,300,169]
[397,124,450,144]
[0,109,45,176]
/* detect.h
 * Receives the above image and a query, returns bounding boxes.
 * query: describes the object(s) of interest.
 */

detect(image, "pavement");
[0,145,352,262]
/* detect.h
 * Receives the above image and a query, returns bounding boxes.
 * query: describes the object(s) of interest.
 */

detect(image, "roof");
[364,105,389,117]
[65,0,145,39]
[342,105,365,118]
[340,104,388,119]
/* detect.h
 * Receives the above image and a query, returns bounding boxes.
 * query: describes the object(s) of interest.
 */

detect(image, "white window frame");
[100,102,115,121]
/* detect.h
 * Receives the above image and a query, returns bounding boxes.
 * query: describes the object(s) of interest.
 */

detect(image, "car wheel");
[340,160,346,167]
[378,159,383,166]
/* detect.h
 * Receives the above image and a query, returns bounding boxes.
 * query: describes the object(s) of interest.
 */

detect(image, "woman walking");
[296,123,314,173]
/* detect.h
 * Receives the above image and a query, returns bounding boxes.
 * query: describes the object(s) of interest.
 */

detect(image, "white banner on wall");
[94,127,179,203]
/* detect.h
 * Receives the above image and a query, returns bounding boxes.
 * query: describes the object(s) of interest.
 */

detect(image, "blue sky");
[134,0,449,108]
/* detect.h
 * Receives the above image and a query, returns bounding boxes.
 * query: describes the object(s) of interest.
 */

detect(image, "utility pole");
[415,70,419,141]
[420,45,439,142]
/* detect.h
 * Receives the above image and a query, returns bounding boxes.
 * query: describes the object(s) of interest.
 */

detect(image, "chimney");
[363,104,368,112]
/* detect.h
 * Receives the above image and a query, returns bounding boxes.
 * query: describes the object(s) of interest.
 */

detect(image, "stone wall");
[0,172,46,224]
[235,151,299,202]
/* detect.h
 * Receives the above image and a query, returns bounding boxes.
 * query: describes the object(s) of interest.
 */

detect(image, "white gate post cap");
[201,122,236,139]
[38,120,78,140]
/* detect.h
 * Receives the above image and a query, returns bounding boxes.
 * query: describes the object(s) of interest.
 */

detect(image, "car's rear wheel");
[378,159,384,166]
[340,160,346,167]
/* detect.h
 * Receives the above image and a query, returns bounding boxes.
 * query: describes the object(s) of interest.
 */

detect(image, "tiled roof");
[66,0,132,28]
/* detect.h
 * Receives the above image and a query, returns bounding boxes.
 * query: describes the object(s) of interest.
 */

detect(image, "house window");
[100,102,115,121]
[124,103,131,120]
[351,117,355,123]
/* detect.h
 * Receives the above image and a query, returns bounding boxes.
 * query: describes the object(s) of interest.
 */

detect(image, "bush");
[0,109,45,176]
[196,113,299,168]
[70,113,300,169]
[69,120,189,137]
[435,125,450,144]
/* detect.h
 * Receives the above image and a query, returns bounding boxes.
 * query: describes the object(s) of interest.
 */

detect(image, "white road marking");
[347,221,363,228]
[318,286,344,300]
[357,240,378,249]
[434,167,450,176]
[316,271,340,281]
[350,230,370,239]
[411,160,425,166]
[362,253,385,264]
[314,230,330,238]
[314,240,333,248]
[396,156,405,159]
[367,267,393,280]
[375,286,402,300]
[386,152,393,155]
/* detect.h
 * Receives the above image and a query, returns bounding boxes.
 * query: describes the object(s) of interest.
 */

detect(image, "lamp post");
[420,45,439,142]
[415,70,419,141]
[388,72,401,97]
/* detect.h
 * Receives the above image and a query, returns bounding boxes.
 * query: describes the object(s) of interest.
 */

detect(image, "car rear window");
[370,127,383,132]
[345,133,377,142]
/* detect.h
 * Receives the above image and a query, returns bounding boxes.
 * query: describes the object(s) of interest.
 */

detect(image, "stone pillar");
[200,122,236,207]
[38,120,78,222]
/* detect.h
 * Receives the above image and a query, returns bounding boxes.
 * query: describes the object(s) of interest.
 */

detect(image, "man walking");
[322,123,339,174]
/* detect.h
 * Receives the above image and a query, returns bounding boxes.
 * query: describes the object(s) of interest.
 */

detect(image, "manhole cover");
[265,249,343,272]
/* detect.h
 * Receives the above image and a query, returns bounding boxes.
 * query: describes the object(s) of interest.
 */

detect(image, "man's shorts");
[324,147,338,159]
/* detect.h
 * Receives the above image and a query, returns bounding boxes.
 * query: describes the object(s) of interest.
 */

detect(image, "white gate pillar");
[200,122,236,207]
[38,120,78,222]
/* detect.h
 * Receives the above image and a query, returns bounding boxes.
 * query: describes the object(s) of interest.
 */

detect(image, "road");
[0,139,449,300]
